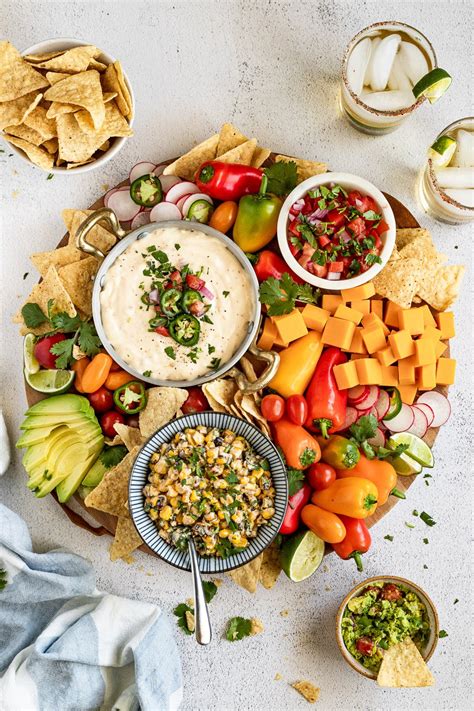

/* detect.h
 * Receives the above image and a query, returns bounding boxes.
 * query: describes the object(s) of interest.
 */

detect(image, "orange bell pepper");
[336,455,405,506]
[268,332,323,398]
[301,504,346,543]
[272,418,321,470]
[104,369,136,391]
[311,477,378,518]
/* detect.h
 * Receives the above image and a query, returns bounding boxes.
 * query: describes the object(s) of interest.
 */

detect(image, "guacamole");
[341,581,430,673]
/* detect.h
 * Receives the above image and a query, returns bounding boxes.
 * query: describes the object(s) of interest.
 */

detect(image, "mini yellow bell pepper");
[268,331,323,398]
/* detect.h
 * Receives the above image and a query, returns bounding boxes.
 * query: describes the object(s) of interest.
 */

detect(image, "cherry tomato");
[261,394,285,422]
[126,414,140,428]
[34,334,66,370]
[209,201,238,233]
[307,462,336,491]
[88,386,114,413]
[109,358,122,372]
[100,410,125,438]
[286,394,308,426]
[182,386,209,414]
[81,354,113,393]
[104,369,136,391]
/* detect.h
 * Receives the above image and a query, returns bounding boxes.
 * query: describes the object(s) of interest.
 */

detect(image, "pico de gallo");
[287,183,389,280]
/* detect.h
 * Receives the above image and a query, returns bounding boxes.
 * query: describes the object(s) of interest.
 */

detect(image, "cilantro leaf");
[259,273,319,316]
[287,468,305,496]
[225,472,239,485]
[264,161,298,196]
[420,511,436,527]
[384,535,394,542]
[295,282,320,305]
[349,414,378,444]
[99,445,128,469]
[202,581,218,604]
[165,346,176,360]
[49,339,74,370]
[0,569,7,591]
[77,320,101,357]
[225,616,252,641]
[362,210,381,221]
[439,630,448,638]
[365,253,382,267]
[173,603,194,635]
[49,311,81,332]
[377,443,409,459]
[21,303,48,328]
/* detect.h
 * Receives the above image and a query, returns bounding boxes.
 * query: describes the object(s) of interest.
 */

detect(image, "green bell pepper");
[232,175,282,253]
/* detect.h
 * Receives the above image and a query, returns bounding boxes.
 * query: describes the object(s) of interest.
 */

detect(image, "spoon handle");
[188,540,212,645]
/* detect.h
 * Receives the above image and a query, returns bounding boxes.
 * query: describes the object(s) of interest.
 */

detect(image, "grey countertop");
[1,1,472,709]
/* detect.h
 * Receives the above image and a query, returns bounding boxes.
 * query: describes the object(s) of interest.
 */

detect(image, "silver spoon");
[188,539,212,645]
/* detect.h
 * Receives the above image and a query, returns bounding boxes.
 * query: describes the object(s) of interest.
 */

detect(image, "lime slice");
[412,68,452,104]
[388,432,434,468]
[428,135,457,167]
[25,368,75,394]
[280,530,325,582]
[388,452,423,477]
[23,333,40,375]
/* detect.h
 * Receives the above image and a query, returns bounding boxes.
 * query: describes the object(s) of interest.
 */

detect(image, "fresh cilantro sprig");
[264,161,298,196]
[99,445,128,469]
[287,468,305,497]
[349,414,409,460]
[259,273,319,316]
[225,616,253,642]
[174,582,218,635]
[21,302,49,328]
[0,568,7,591]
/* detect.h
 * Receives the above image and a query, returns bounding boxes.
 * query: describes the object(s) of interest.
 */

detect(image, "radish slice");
[383,403,415,433]
[356,406,378,419]
[104,185,128,207]
[182,193,213,217]
[347,385,370,405]
[416,392,451,428]
[149,202,182,222]
[406,407,428,438]
[129,162,156,184]
[176,194,193,214]
[165,181,201,204]
[341,406,359,430]
[354,385,380,410]
[159,175,181,193]
[413,403,434,428]
[131,210,151,229]
[152,164,167,177]
[375,390,390,421]
[107,189,141,221]
[367,427,386,448]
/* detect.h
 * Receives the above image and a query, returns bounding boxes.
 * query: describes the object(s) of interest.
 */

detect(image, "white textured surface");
[1,2,473,709]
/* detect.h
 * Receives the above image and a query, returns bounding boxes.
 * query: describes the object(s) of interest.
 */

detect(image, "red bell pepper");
[251,249,304,284]
[195,161,263,201]
[304,347,348,437]
[280,482,311,535]
[332,516,371,572]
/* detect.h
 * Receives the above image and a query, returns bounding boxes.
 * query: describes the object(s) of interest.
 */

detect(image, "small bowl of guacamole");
[336,576,439,679]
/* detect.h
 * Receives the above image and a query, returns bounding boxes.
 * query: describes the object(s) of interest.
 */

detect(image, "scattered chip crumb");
[121,553,135,564]
[101,183,110,192]
[145,572,153,577]
[280,609,289,617]
[213,578,223,587]
[292,680,320,704]
[12,190,19,199]
[274,673,282,681]
[186,597,194,608]
[185,610,195,633]
[250,617,264,636]
[323,565,329,573]
[324,586,331,592]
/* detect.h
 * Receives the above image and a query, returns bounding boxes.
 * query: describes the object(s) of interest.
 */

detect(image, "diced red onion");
[198,285,214,301]
[148,289,160,303]
[339,230,351,243]
[288,212,296,221]
[327,272,341,280]
[309,208,328,220]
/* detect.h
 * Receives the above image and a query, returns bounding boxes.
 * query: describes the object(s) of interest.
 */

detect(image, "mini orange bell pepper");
[311,477,378,518]
[301,504,346,543]
[268,332,323,398]
[71,357,90,393]
[336,455,405,506]
[272,418,321,470]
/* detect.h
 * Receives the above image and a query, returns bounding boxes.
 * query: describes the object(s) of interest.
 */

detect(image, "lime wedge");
[412,68,452,104]
[25,368,75,394]
[280,530,325,582]
[388,452,423,476]
[23,333,40,375]
[388,432,434,468]
[428,135,457,167]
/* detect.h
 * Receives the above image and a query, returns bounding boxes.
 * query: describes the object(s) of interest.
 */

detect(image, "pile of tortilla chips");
[163,122,327,180]
[377,637,435,688]
[374,227,464,310]
[0,41,133,170]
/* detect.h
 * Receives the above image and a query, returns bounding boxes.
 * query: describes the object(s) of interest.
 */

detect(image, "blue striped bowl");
[129,411,288,572]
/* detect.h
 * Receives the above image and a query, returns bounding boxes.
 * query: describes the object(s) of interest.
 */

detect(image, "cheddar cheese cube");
[435,340,448,358]
[413,337,436,367]
[347,327,367,355]
[361,326,386,354]
[355,358,382,385]
[321,317,356,350]
[334,304,364,325]
[384,301,402,329]
[341,282,375,302]
[301,304,330,332]
[435,311,455,339]
[379,365,399,387]
[376,345,397,367]
[398,308,425,335]
[417,363,436,390]
[362,312,389,336]
[333,361,359,390]
[398,384,418,405]
[257,318,277,350]
[436,357,456,386]
[351,299,371,315]
[398,356,416,385]
[388,330,415,360]
[420,304,437,330]
[371,299,384,320]
[272,310,308,344]
[351,353,365,360]
[273,333,289,348]
[322,294,343,315]
[423,326,442,342]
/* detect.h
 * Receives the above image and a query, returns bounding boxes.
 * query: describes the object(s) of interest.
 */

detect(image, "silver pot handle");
[76,207,127,259]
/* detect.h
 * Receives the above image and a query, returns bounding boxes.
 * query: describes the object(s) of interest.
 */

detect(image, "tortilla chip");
[395,227,428,250]
[112,61,133,119]
[259,543,281,589]
[138,387,188,438]
[44,70,105,130]
[201,379,237,414]
[23,105,57,141]
[202,383,228,413]
[13,265,76,335]
[217,138,257,166]
[228,554,262,593]
[274,155,328,182]
[42,137,58,154]
[63,209,117,253]
[88,58,107,72]
[377,637,434,688]
[216,122,248,155]
[109,515,143,561]
[66,159,96,169]
[34,45,99,73]
[416,264,465,311]
[292,680,320,703]
[46,102,80,119]
[232,391,253,423]
[84,446,139,516]
[163,133,219,179]
[398,231,444,265]
[113,423,144,452]
[98,139,110,152]
[23,50,66,63]
[251,146,271,168]
[58,256,99,315]
[101,62,131,118]
[45,71,71,85]
[250,618,264,636]
[373,257,423,309]
[241,393,270,436]
[0,41,49,101]
[30,244,86,276]
[4,134,54,169]
[4,122,43,145]
[0,91,43,130]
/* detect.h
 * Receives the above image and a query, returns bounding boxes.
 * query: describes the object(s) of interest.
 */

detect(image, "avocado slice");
[17,424,62,448]
[35,442,91,498]
[25,393,93,418]
[56,446,103,503]
[20,411,96,430]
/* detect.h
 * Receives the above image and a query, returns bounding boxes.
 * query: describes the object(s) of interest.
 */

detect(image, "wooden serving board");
[24,158,446,550]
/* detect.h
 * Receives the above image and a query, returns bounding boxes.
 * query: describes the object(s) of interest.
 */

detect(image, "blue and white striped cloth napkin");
[0,503,182,711]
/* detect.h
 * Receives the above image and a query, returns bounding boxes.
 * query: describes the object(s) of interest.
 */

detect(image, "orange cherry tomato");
[81,353,113,394]
[301,504,346,544]
[261,394,285,422]
[71,357,90,393]
[104,369,136,391]
[209,201,238,233]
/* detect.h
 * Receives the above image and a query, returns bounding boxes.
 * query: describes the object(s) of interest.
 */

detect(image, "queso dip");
[100,226,255,380]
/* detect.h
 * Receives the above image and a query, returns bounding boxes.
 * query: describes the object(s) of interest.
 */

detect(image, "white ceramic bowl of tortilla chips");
[7,37,134,174]
[335,575,439,680]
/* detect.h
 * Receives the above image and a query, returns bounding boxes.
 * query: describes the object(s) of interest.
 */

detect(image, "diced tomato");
[376,219,389,235]
[302,196,313,214]
[288,218,303,237]
[328,261,344,273]
[189,300,205,316]
[380,583,402,601]
[356,637,374,656]
[288,240,300,257]
[347,191,362,206]
[307,262,328,278]
[369,231,382,250]
[170,270,182,285]
[155,325,170,336]
[318,235,331,248]
[347,216,365,236]
[186,274,205,290]
[355,195,378,214]
[326,209,346,230]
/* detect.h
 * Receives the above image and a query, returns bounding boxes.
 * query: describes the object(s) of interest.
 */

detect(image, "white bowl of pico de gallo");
[277,172,396,291]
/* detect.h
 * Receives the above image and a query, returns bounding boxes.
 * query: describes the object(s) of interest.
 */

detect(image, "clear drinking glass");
[417,117,474,224]
[340,21,437,135]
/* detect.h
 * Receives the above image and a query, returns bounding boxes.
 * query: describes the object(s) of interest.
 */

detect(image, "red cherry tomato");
[109,358,122,372]
[182,387,209,414]
[261,394,285,422]
[88,386,114,413]
[286,394,308,426]
[307,462,336,491]
[125,414,140,428]
[33,333,66,369]
[100,410,125,438]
